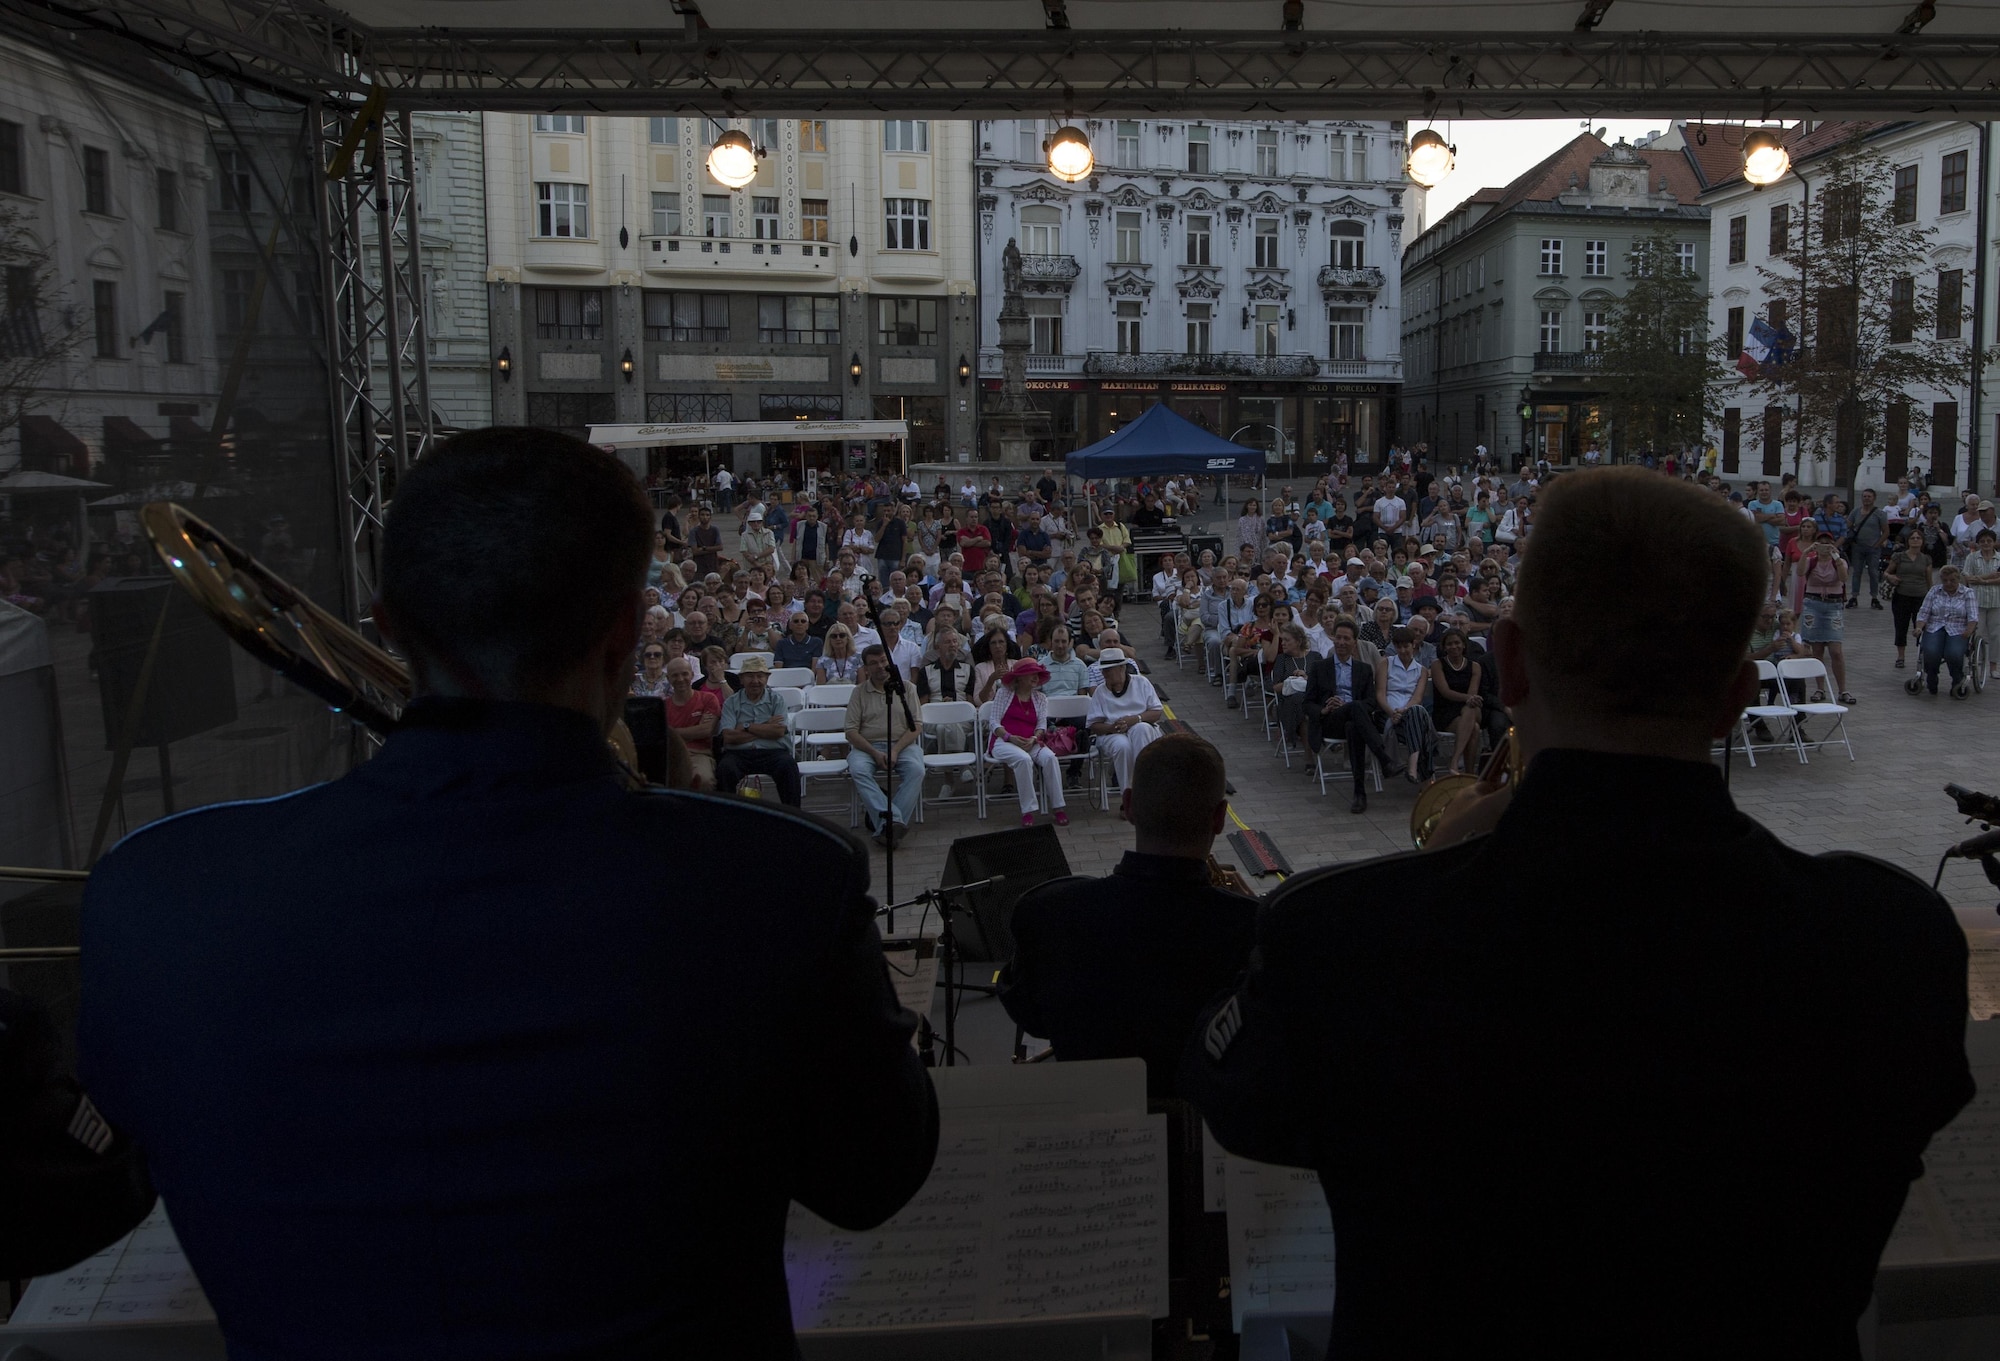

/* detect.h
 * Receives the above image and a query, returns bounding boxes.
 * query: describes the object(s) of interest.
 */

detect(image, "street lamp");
[495,346,512,382]
[1405,129,1456,189]
[620,347,635,383]
[957,354,971,386]
[849,352,863,386]
[1044,125,1094,183]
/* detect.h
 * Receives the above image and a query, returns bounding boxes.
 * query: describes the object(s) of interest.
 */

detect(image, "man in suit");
[1185,469,1972,1360]
[1300,615,1389,813]
[1000,734,1256,1099]
[80,428,938,1360]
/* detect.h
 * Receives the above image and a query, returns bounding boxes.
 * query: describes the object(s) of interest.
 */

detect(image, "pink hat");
[1001,658,1050,687]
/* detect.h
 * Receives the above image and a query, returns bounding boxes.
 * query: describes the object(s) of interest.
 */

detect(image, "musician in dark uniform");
[1185,469,1973,1360]
[78,428,938,1359]
[1000,734,1256,1098]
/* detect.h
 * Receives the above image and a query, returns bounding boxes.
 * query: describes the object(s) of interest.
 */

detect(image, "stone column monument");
[985,238,1050,466]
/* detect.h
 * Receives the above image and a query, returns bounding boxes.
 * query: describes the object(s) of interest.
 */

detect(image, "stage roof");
[16,0,2000,118]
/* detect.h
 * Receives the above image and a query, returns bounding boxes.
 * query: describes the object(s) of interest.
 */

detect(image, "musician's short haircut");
[381,426,653,694]
[1129,734,1226,846]
[1514,467,1765,724]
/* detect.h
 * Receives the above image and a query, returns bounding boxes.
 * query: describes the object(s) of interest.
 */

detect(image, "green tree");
[1597,223,1723,459]
[1744,137,1985,484]
[0,202,88,444]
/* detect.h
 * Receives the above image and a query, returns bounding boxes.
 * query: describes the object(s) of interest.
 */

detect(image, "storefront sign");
[1099,381,1162,393]
[1025,379,1086,391]
[1168,382,1228,393]
[1306,383,1385,395]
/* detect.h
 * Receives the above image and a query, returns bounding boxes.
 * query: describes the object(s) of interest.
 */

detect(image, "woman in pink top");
[981,659,1068,827]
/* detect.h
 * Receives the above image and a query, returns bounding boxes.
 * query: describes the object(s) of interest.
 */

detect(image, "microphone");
[1947,828,2000,859]
[1946,784,2000,823]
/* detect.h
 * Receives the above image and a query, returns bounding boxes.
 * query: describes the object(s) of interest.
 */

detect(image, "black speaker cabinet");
[91,577,237,750]
[939,823,1072,964]
[1186,533,1224,566]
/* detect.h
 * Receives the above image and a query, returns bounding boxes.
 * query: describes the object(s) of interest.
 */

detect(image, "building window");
[1116,120,1140,168]
[162,291,185,363]
[1329,220,1364,269]
[0,120,21,195]
[1823,184,1861,241]
[1253,217,1280,269]
[800,120,827,153]
[1722,408,1741,474]
[1014,120,1038,163]
[1727,216,1746,264]
[1676,325,1699,356]
[648,117,678,144]
[1027,298,1063,355]
[536,182,590,238]
[1726,305,1745,360]
[1327,133,1347,180]
[1186,125,1210,174]
[1114,210,1142,264]
[1021,205,1061,255]
[1932,401,1959,484]
[758,295,840,343]
[760,393,843,419]
[1115,299,1143,354]
[1938,268,1964,339]
[884,120,929,153]
[643,291,727,342]
[702,194,730,237]
[1252,302,1280,356]
[1538,308,1562,352]
[83,147,111,215]
[754,119,782,152]
[877,297,940,347]
[1539,238,1563,275]
[220,270,254,334]
[1582,310,1607,352]
[534,287,605,339]
[1889,275,1915,343]
[650,191,682,237]
[216,149,251,213]
[1769,203,1790,255]
[1583,240,1607,276]
[1186,302,1212,355]
[1255,129,1279,177]
[753,196,780,239]
[1329,306,1365,360]
[1941,150,1969,214]
[649,392,732,422]
[155,169,179,231]
[1186,215,1212,266]
[801,199,829,242]
[884,198,930,250]
[525,391,614,438]
[1676,241,1697,275]
[1893,164,1919,224]
[533,115,587,133]
[92,279,118,357]
[1350,133,1368,180]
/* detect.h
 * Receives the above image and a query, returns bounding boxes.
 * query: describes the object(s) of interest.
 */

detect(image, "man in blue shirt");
[1747,481,1787,553]
[717,656,802,805]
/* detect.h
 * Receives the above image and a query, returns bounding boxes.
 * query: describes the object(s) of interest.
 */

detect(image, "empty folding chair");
[1736,659,1806,767]
[788,707,856,824]
[918,701,984,820]
[807,683,854,709]
[728,651,775,673]
[1776,657,1854,762]
[767,666,816,690]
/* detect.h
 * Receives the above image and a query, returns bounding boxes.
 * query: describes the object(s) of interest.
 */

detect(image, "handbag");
[1042,725,1078,756]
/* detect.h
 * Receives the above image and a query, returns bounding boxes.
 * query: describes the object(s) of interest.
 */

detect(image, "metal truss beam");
[318,101,432,635]
[17,4,2000,118]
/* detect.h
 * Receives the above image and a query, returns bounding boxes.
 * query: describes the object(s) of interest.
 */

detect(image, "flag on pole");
[1737,315,1793,378]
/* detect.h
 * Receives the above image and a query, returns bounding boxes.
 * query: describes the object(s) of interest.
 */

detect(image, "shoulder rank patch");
[1204,994,1244,1061]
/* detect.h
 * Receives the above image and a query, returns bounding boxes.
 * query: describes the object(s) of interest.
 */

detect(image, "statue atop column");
[986,237,1050,463]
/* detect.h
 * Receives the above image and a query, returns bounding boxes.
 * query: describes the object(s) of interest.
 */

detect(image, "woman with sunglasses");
[631,643,671,697]
[815,624,863,685]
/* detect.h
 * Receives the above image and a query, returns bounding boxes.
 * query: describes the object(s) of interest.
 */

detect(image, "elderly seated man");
[1086,648,1164,794]
[845,645,924,846]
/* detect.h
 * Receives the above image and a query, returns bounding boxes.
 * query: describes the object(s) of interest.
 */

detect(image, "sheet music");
[1222,1154,1336,1332]
[787,1114,1168,1331]
[5,1201,214,1326]
[1880,1048,2000,1267]
[1966,931,2000,1022]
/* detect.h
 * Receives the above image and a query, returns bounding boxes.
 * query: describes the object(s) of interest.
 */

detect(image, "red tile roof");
[1679,120,1894,193]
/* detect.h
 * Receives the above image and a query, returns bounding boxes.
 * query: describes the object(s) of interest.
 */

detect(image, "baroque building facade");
[974,118,1406,472]
[484,115,977,479]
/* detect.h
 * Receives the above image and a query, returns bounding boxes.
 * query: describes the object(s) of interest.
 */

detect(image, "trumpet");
[1409,727,1525,849]
[138,502,649,779]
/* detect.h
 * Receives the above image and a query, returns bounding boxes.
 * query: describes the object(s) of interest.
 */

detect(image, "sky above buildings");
[1420,118,1679,219]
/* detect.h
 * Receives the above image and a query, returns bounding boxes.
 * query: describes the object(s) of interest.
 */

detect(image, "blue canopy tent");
[1063,403,1266,479]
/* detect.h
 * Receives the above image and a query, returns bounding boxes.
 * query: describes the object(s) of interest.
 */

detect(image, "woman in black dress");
[1428,627,1485,775]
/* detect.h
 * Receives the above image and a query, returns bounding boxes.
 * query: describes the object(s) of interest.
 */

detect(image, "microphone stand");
[856,573,917,929]
[880,873,1006,1067]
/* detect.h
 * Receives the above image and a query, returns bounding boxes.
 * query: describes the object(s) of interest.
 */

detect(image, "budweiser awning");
[18,415,88,477]
[102,415,162,462]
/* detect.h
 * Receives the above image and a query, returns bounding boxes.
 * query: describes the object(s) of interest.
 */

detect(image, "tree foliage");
[1597,223,1723,457]
[0,202,88,442]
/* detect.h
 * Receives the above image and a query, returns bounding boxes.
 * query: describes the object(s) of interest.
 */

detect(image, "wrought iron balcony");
[1017,253,1082,286]
[1533,350,1605,372]
[1084,351,1320,379]
[1318,264,1386,291]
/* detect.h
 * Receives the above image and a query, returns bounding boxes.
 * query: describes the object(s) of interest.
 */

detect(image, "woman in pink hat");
[981,658,1068,827]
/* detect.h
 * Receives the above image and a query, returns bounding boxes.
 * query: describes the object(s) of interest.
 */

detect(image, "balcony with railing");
[1533,350,1605,373]
[1317,265,1386,292]
[640,234,836,278]
[977,350,1088,376]
[1084,351,1320,379]
[1016,253,1082,288]
[1318,358,1402,380]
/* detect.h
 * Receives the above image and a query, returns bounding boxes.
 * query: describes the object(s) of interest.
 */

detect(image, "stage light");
[1742,128,1791,186]
[1405,129,1455,189]
[706,129,761,189]
[1045,125,1094,183]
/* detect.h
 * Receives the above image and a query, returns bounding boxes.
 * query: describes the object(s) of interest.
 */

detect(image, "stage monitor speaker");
[1186,533,1223,566]
[90,577,237,750]
[622,696,668,784]
[938,823,1071,964]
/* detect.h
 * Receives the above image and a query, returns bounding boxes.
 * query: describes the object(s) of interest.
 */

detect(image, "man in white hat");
[1085,648,1164,794]
[738,508,778,577]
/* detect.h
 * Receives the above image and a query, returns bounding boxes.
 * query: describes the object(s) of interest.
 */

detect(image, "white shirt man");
[1083,649,1163,792]
[1375,492,1409,537]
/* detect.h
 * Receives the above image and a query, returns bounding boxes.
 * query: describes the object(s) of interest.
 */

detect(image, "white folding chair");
[1735,659,1805,767]
[788,708,857,824]
[1275,675,1307,768]
[1777,657,1854,762]
[728,651,775,672]
[1250,655,1280,739]
[772,686,808,714]
[918,701,984,820]
[768,666,816,689]
[807,683,854,709]
[1312,735,1383,795]
[1042,693,1099,799]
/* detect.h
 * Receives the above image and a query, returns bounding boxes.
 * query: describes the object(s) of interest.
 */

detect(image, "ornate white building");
[974,118,1406,470]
